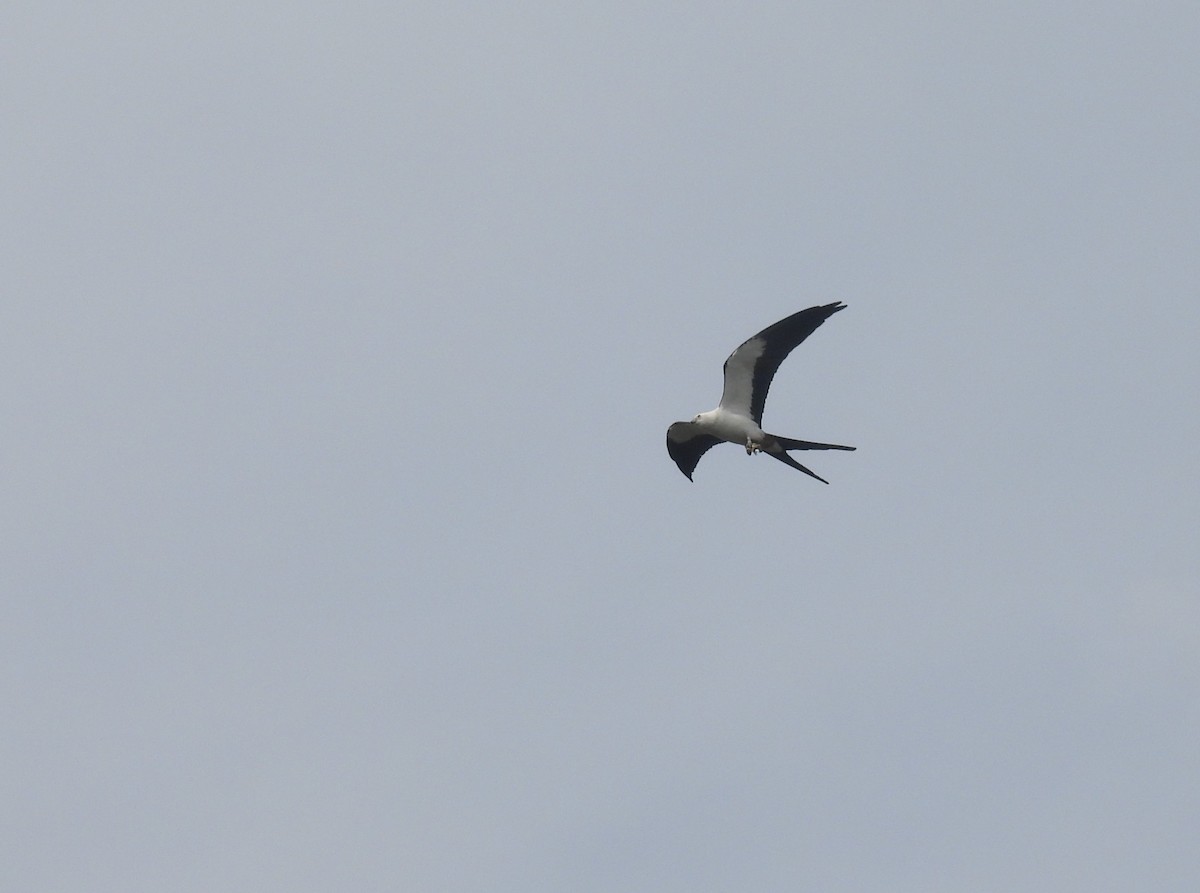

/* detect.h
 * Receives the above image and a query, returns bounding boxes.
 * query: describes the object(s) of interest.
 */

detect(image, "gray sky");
[5,3,1199,891]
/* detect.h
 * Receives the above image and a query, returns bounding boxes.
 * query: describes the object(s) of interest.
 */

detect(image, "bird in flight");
[666,302,855,483]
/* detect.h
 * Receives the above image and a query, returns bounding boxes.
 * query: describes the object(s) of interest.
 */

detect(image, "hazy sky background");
[5,3,1199,890]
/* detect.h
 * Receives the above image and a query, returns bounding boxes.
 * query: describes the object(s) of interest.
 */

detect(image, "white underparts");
[692,407,765,448]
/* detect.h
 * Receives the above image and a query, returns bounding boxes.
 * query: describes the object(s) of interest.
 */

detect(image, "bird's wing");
[666,422,722,481]
[718,302,845,425]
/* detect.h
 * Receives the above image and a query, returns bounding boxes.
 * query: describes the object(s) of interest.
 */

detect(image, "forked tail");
[765,434,856,484]
[767,450,829,483]
[773,435,856,452]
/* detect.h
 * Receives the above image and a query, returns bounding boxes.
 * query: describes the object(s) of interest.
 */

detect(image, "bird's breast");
[697,408,763,444]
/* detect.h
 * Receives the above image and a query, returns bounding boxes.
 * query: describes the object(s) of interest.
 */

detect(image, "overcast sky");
[5,3,1199,891]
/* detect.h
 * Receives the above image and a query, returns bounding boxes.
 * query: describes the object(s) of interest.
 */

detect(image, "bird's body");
[687,407,765,447]
[666,302,855,483]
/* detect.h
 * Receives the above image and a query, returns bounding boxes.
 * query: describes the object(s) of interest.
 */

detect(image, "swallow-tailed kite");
[666,302,855,483]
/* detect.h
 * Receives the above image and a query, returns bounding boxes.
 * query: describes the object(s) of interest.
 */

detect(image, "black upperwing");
[666,423,722,481]
[720,302,846,425]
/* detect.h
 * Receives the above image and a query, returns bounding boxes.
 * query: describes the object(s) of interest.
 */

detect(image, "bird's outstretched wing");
[719,302,845,425]
[666,422,722,481]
